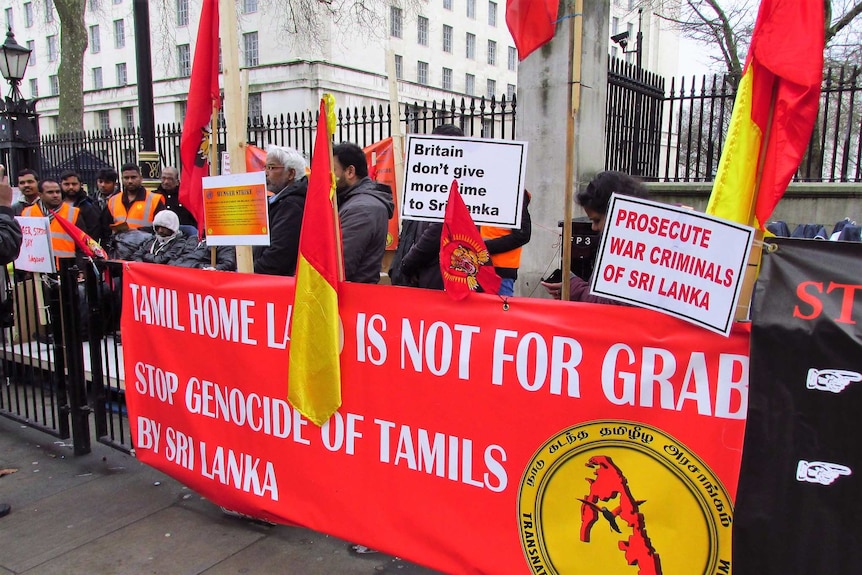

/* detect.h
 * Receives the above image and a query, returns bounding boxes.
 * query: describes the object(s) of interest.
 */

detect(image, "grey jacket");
[337,177,394,284]
[0,206,23,265]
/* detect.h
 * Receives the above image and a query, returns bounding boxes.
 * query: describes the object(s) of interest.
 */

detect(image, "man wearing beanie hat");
[131,210,187,264]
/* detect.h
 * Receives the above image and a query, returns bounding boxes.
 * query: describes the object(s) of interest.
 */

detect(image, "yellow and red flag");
[48,209,107,259]
[287,96,343,426]
[706,0,824,228]
[178,0,220,230]
[439,180,501,300]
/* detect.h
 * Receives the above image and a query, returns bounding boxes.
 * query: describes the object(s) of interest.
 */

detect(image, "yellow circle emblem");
[518,420,732,574]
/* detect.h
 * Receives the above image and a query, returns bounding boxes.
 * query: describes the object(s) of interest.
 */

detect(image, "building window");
[242,0,258,14]
[29,78,37,98]
[176,0,189,27]
[243,32,258,67]
[26,40,34,65]
[116,62,127,86]
[89,25,100,54]
[49,75,59,95]
[394,54,403,79]
[92,67,103,89]
[508,46,516,70]
[390,6,402,38]
[89,0,99,10]
[465,73,475,95]
[507,83,515,99]
[417,16,428,46]
[5,7,13,30]
[417,61,428,85]
[442,25,452,53]
[486,78,496,98]
[98,110,110,131]
[611,46,618,59]
[24,2,32,27]
[177,44,191,77]
[443,0,452,9]
[487,40,496,65]
[248,93,262,123]
[114,19,125,48]
[626,22,634,63]
[488,1,497,26]
[442,67,452,91]
[47,35,58,62]
[612,16,619,35]
[466,0,475,18]
[123,107,135,128]
[44,0,53,22]
[177,101,187,122]
[113,0,122,4]
[466,33,475,59]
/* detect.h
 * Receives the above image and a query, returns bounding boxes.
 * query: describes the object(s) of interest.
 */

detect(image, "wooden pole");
[218,0,253,273]
[321,98,345,282]
[382,49,405,278]
[561,0,584,301]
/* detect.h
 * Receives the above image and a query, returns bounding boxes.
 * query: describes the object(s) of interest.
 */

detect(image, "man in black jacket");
[253,145,308,276]
[60,170,102,243]
[332,142,394,284]
[156,167,197,229]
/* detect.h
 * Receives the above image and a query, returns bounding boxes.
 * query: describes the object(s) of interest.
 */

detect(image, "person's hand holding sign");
[0,164,12,208]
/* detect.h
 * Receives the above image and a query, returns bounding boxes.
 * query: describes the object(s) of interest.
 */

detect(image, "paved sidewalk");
[0,417,443,575]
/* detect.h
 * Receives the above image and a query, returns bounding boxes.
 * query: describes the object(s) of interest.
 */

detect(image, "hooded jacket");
[172,237,237,271]
[253,177,309,276]
[337,176,395,284]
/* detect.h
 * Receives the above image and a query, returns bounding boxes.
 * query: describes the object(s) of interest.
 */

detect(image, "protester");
[59,170,102,243]
[541,171,649,303]
[22,179,82,265]
[94,168,119,211]
[130,211,187,265]
[332,142,394,283]
[102,163,166,257]
[156,166,197,229]
[172,236,237,271]
[481,193,532,297]
[0,163,22,520]
[253,145,309,276]
[14,169,39,216]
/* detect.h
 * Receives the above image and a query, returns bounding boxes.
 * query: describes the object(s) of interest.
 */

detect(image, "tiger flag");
[48,209,107,260]
[178,0,220,230]
[439,180,502,300]
[287,95,343,426]
[706,0,824,228]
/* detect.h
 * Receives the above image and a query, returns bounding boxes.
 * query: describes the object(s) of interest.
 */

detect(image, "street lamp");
[0,28,32,101]
[0,26,39,178]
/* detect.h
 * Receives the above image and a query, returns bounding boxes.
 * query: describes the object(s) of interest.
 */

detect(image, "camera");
[611,31,629,50]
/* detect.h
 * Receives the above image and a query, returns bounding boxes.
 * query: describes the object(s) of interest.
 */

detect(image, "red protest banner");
[123,263,749,574]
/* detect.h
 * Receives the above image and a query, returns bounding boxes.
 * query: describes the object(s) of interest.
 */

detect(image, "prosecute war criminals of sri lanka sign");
[122,262,750,575]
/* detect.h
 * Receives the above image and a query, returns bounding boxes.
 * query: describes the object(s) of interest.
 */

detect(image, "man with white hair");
[253,145,309,276]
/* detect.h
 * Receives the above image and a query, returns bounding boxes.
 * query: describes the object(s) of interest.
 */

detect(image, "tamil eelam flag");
[706,0,823,228]
[287,95,343,426]
[48,208,107,259]
[439,179,502,300]
[506,0,559,60]
[178,0,220,231]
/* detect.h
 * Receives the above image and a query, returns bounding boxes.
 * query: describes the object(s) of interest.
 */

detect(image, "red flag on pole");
[439,180,501,300]
[48,209,107,259]
[178,0,220,230]
[506,0,559,60]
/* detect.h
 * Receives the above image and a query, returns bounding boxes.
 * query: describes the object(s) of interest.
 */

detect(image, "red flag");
[178,0,220,231]
[707,0,823,228]
[363,138,399,250]
[506,0,558,60]
[48,209,107,259]
[439,180,501,300]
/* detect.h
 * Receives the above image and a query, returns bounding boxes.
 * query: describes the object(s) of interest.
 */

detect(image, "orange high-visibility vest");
[22,202,80,260]
[480,226,524,268]
[107,191,165,229]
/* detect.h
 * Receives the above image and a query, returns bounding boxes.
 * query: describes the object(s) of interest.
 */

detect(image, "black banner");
[735,238,862,574]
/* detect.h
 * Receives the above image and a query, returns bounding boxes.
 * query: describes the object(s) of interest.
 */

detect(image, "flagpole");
[209,91,219,268]
[735,83,778,320]
[384,49,406,277]
[218,0,253,273]
[561,0,583,302]
[321,100,345,282]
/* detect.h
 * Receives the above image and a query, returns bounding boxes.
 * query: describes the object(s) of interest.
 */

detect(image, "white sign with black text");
[14,216,55,273]
[590,195,754,336]
[401,135,528,228]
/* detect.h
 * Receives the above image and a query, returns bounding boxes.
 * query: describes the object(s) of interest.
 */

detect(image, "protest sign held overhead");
[590,195,754,336]
[402,134,527,228]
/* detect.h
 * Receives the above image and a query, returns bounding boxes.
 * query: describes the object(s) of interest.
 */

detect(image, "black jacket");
[338,177,395,284]
[172,237,237,271]
[156,185,197,229]
[131,232,187,265]
[0,206,23,265]
[253,177,308,276]
[482,193,532,280]
[400,221,444,290]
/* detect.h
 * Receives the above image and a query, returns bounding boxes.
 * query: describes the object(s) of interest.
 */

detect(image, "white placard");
[14,216,55,273]
[401,135,528,228]
[590,195,755,336]
[221,152,231,175]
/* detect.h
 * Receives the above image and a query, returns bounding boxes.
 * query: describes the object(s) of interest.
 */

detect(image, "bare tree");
[53,0,88,134]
